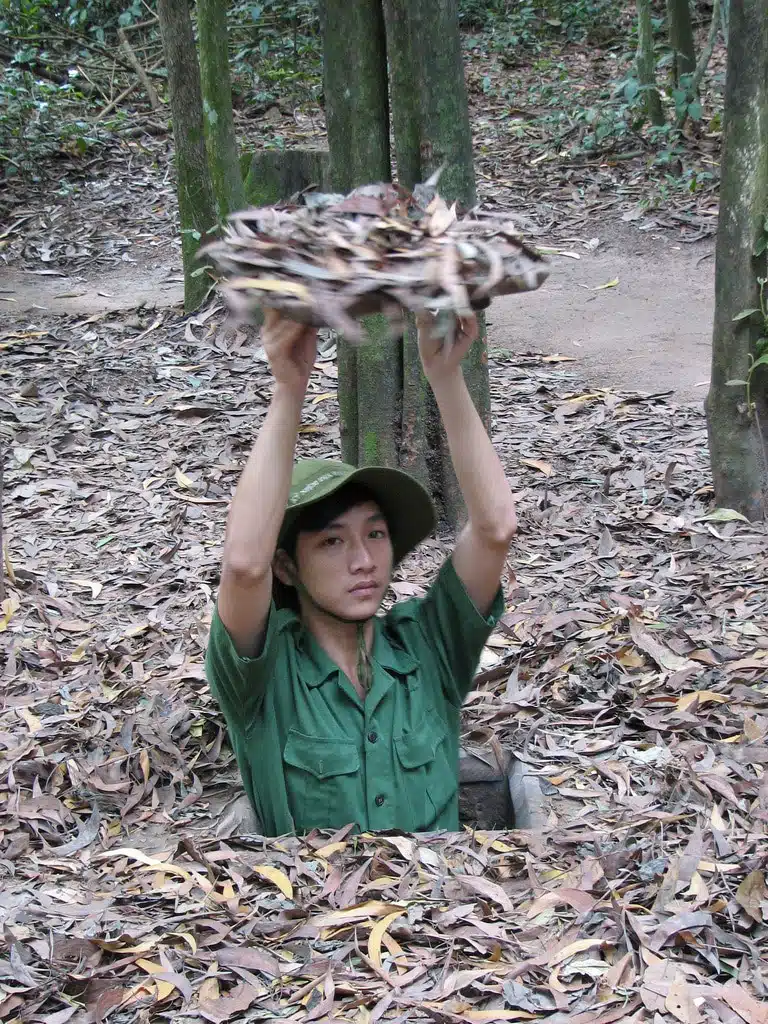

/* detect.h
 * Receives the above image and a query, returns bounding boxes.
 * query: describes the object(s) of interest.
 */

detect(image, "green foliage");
[229,0,321,107]
[0,66,100,174]
[458,0,623,49]
[1,0,136,38]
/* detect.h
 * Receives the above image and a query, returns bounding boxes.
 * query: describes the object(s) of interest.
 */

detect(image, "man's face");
[292,500,394,621]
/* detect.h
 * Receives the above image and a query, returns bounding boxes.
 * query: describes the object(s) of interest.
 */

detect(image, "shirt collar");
[372,618,418,677]
[296,617,418,688]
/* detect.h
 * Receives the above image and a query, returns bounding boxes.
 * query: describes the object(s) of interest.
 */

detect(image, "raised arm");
[417,313,517,615]
[217,310,317,656]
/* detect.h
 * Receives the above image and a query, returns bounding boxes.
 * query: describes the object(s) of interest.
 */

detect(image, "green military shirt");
[205,557,502,837]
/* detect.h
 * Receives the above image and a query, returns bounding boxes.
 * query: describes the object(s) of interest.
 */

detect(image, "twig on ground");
[96,57,163,120]
[118,28,162,111]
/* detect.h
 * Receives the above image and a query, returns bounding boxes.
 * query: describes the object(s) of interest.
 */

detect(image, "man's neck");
[300,603,375,692]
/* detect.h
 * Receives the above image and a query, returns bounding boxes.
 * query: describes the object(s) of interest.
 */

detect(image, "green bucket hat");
[278,458,436,566]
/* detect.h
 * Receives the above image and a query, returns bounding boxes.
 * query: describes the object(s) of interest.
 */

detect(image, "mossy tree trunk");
[157,0,218,311]
[636,0,665,126]
[197,0,246,219]
[705,0,768,520]
[384,0,490,524]
[323,0,492,526]
[321,0,395,468]
[666,0,696,86]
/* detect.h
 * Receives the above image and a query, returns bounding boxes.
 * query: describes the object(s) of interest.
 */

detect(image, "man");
[206,308,517,836]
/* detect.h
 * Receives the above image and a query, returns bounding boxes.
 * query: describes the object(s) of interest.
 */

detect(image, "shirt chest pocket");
[394,710,457,830]
[283,730,362,833]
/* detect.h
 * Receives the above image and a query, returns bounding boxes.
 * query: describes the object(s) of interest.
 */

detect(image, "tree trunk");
[381,0,421,189]
[240,148,330,206]
[197,0,246,219]
[355,316,402,467]
[705,0,768,520]
[399,316,431,489]
[157,0,218,311]
[666,0,696,85]
[322,0,390,193]
[635,0,665,127]
[323,0,492,525]
[386,0,489,524]
[408,0,477,209]
[321,0,395,468]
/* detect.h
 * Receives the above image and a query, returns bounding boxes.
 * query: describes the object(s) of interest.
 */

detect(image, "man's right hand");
[262,308,318,395]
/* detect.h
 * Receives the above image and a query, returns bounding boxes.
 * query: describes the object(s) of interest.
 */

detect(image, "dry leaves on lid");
[202,176,549,341]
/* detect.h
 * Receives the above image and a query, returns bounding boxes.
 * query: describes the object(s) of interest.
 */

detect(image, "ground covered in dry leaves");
[2,291,768,1023]
[1,22,766,1020]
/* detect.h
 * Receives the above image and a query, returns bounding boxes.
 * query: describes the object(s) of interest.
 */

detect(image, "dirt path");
[2,221,715,402]
[490,223,715,404]
[0,263,183,316]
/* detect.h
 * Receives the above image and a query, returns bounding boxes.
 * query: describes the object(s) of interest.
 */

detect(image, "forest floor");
[1,28,767,1024]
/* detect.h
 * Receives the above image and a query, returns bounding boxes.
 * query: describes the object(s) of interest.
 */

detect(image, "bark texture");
[240,149,330,206]
[197,0,246,219]
[321,0,396,469]
[322,0,390,193]
[157,0,217,310]
[666,0,696,84]
[636,0,665,126]
[384,0,489,524]
[705,0,768,520]
[323,0,492,525]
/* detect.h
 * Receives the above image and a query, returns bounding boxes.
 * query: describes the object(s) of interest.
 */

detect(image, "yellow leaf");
[136,960,176,1002]
[4,543,16,584]
[618,648,646,669]
[464,1012,538,1022]
[711,804,728,831]
[368,911,406,968]
[95,938,158,954]
[488,840,516,854]
[697,859,743,874]
[676,690,729,712]
[68,642,89,663]
[227,277,310,301]
[252,865,293,899]
[380,931,408,971]
[174,468,196,490]
[520,457,553,477]
[310,392,335,406]
[96,847,198,883]
[19,707,42,734]
[199,977,219,1002]
[591,277,619,290]
[136,958,163,973]
[313,900,398,927]
[138,863,196,883]
[0,595,20,631]
[140,749,150,784]
[315,841,348,858]
[549,937,608,965]
[169,932,197,953]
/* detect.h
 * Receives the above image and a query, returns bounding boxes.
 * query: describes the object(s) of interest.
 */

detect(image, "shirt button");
[375,794,385,807]
[368,731,378,743]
